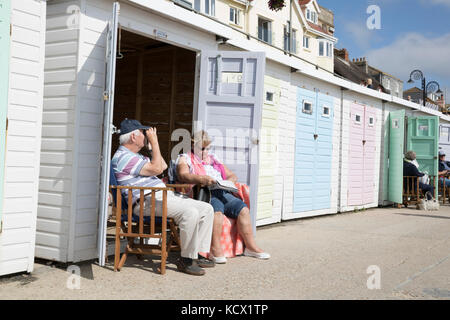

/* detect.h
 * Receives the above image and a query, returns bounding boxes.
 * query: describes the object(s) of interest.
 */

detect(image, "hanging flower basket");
[268,0,286,11]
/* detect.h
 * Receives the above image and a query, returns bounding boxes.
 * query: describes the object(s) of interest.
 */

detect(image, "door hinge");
[10,23,12,36]
[103,91,110,101]
[0,220,3,234]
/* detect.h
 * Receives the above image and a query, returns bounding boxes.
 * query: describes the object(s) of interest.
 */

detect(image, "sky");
[317,0,450,99]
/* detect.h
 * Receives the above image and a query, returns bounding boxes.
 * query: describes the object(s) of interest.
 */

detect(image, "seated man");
[176,130,270,263]
[111,119,215,276]
[403,150,434,200]
[438,150,450,187]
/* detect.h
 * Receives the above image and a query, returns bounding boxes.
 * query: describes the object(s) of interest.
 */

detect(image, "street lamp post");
[407,69,443,107]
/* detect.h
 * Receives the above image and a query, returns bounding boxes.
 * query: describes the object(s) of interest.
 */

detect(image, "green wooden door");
[388,110,405,204]
[407,116,439,198]
[0,0,11,228]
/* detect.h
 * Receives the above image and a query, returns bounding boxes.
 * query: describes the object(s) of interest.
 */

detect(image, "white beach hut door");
[197,51,265,231]
[98,2,120,266]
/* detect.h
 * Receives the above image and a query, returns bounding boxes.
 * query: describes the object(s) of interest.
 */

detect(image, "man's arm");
[139,128,164,176]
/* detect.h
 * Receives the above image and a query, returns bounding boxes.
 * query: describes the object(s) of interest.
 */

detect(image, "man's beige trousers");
[134,191,214,259]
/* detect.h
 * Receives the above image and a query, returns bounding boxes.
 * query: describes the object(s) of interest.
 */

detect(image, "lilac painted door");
[197,51,265,230]
[348,103,376,206]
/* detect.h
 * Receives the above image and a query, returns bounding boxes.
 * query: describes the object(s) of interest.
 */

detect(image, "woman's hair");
[119,129,141,145]
[192,130,212,148]
[405,150,416,161]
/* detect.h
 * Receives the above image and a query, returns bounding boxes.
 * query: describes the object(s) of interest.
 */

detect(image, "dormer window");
[306,8,318,24]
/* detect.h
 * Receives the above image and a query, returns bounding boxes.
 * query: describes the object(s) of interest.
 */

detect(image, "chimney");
[334,48,349,62]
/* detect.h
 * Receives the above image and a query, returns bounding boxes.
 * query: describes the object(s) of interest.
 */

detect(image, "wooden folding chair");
[438,175,450,204]
[110,183,190,275]
[402,175,436,208]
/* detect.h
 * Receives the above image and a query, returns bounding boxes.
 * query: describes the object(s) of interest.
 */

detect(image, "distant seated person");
[111,119,215,276]
[176,130,270,263]
[403,150,434,200]
[438,150,450,187]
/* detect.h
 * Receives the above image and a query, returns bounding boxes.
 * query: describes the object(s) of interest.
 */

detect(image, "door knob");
[314,134,318,140]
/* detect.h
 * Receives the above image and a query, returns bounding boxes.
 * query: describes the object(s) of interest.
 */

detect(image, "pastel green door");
[0,0,11,227]
[388,110,405,204]
[407,116,439,198]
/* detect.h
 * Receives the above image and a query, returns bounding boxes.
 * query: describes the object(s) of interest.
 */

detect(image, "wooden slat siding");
[36,0,80,262]
[256,75,279,222]
[0,0,46,276]
[279,72,342,221]
[340,92,383,212]
[70,0,108,261]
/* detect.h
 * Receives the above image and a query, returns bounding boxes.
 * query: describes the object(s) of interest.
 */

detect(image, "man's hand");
[201,175,216,186]
[146,127,159,146]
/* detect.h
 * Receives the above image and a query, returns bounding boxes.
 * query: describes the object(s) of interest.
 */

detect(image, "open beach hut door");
[407,116,439,198]
[98,2,120,266]
[196,51,265,232]
[387,110,405,204]
[0,0,11,230]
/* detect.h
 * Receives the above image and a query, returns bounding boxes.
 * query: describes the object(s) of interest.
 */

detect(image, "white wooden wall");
[0,0,46,276]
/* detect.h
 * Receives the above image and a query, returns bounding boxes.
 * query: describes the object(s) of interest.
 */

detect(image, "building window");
[303,100,313,114]
[283,23,297,53]
[322,105,330,117]
[369,117,374,126]
[319,40,333,58]
[303,36,310,49]
[265,91,274,104]
[229,7,241,26]
[258,18,272,44]
[306,8,317,24]
[355,114,361,123]
[194,0,215,16]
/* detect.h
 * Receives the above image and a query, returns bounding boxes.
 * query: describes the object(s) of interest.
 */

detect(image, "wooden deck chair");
[438,175,450,204]
[402,175,436,208]
[109,167,188,275]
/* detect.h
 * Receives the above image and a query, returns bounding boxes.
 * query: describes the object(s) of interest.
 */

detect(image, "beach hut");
[0,0,46,276]
[38,0,267,264]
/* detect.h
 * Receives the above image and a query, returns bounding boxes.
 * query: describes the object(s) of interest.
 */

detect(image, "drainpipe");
[338,87,346,212]
[289,0,293,54]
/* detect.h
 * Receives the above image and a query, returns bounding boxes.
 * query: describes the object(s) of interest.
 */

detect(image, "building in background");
[334,48,388,93]
[403,87,444,111]
[352,57,404,98]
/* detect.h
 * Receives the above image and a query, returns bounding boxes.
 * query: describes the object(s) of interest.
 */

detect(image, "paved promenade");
[1,206,449,300]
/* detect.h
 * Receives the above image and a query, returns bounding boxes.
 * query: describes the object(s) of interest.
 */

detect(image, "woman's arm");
[176,158,216,186]
[223,164,238,183]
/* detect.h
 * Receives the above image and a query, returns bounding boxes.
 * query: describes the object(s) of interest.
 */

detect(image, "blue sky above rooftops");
[318,0,450,98]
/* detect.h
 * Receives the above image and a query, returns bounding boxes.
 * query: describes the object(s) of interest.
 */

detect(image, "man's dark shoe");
[197,254,215,268]
[177,257,205,276]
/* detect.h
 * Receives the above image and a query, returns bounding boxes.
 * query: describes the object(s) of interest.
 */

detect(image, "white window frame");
[258,17,272,44]
[194,0,215,16]
[229,6,242,26]
[368,117,374,127]
[306,8,317,24]
[265,90,275,105]
[303,35,310,49]
[355,114,362,124]
[322,105,331,118]
[319,40,333,58]
[302,100,313,114]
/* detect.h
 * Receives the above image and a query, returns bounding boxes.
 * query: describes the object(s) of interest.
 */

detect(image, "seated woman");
[403,150,434,200]
[176,130,270,263]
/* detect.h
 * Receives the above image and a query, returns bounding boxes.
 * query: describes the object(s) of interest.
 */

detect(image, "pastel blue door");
[293,88,334,212]
[197,51,265,231]
[0,0,11,226]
